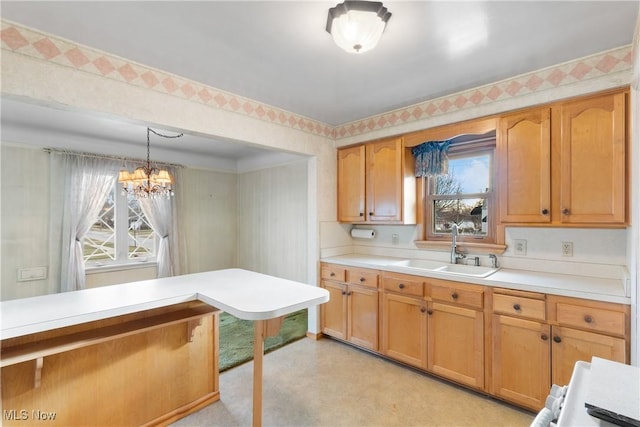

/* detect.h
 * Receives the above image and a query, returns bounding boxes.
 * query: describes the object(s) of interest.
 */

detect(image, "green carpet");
[218,309,308,372]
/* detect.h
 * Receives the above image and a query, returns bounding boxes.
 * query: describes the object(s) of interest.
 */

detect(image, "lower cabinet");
[320,264,379,351]
[491,314,551,410]
[320,262,631,412]
[428,301,484,389]
[381,292,428,369]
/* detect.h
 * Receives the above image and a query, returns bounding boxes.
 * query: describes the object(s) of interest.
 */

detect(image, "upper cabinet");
[498,89,628,226]
[498,108,551,223]
[337,137,415,224]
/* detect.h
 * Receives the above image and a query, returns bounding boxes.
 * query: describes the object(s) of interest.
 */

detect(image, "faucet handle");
[489,254,498,268]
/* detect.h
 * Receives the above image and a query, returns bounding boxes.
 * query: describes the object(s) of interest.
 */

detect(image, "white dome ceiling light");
[326,1,392,54]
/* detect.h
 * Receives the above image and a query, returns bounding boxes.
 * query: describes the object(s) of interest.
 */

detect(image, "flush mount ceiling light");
[326,1,392,54]
[118,127,182,199]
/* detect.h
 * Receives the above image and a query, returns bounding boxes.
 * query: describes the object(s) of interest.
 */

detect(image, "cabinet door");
[337,145,366,222]
[559,92,626,224]
[366,138,403,222]
[492,314,550,411]
[347,285,379,351]
[498,108,551,223]
[320,281,347,340]
[427,302,484,389]
[551,326,627,386]
[381,292,428,369]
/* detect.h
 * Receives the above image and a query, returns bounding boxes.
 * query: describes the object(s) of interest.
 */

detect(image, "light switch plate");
[513,239,527,256]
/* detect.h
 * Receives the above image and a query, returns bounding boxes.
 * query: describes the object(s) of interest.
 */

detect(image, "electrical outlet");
[392,234,399,245]
[513,239,527,256]
[561,241,573,257]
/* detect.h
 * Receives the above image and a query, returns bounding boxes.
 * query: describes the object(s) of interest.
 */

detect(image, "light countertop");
[0,269,329,340]
[322,254,629,304]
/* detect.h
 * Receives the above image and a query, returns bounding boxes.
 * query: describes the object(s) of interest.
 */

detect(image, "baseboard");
[142,391,220,426]
[306,331,324,340]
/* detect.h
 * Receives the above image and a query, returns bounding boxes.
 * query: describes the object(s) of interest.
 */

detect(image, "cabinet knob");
[398,283,405,289]
[451,292,458,300]
[584,315,593,324]
[330,272,335,277]
[359,277,365,282]
[347,291,352,296]
[513,304,521,311]
[427,309,434,315]
[369,212,374,216]
[420,307,427,313]
[359,212,364,217]
[541,208,549,215]
[541,334,549,341]
[341,291,346,295]
[553,336,562,343]
[562,208,570,215]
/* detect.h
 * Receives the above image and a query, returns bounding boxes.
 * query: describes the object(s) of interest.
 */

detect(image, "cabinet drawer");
[493,293,545,320]
[382,275,424,297]
[555,302,626,336]
[321,264,346,282]
[431,284,483,309]
[346,268,379,288]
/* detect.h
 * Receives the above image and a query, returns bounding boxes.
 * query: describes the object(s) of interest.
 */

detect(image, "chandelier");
[118,127,183,199]
[326,1,391,54]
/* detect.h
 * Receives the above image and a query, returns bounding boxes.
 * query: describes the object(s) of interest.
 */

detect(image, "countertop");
[0,269,329,340]
[321,254,630,304]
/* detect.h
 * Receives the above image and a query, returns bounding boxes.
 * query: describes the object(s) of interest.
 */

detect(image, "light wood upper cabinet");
[337,137,415,224]
[337,145,366,222]
[498,108,551,223]
[498,89,627,226]
[558,91,626,224]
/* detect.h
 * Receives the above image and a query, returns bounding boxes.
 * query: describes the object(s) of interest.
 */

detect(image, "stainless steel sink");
[433,264,499,278]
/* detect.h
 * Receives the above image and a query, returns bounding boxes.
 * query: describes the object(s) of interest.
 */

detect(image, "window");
[423,137,496,245]
[84,185,157,266]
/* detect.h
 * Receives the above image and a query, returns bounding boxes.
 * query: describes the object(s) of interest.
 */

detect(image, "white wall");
[237,160,309,283]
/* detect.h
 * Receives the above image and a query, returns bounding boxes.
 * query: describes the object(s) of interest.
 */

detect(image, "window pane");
[84,189,116,263]
[127,195,156,260]
[433,198,488,236]
[435,153,491,195]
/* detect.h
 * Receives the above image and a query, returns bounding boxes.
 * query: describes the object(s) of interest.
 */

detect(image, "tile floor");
[172,337,534,426]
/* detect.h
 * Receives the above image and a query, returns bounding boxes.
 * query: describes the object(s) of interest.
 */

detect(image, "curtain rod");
[43,147,182,168]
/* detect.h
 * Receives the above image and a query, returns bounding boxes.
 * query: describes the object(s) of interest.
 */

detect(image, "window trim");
[414,137,507,254]
[84,181,158,268]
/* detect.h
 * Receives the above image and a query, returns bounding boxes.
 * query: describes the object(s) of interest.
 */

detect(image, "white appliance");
[531,357,640,427]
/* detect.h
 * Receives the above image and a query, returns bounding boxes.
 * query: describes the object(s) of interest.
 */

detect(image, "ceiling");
[1,1,638,166]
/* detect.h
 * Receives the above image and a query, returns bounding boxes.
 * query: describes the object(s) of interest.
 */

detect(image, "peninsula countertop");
[0,268,330,340]
[321,254,630,304]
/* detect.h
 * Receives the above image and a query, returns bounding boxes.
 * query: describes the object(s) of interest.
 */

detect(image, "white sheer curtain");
[55,153,119,292]
[126,163,182,278]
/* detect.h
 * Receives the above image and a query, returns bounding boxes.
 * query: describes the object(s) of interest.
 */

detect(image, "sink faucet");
[450,224,466,264]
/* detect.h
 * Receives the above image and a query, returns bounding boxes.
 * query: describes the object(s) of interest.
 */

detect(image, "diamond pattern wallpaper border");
[1,20,633,141]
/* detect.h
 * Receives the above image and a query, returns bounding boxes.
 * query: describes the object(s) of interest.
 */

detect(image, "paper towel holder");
[351,228,376,239]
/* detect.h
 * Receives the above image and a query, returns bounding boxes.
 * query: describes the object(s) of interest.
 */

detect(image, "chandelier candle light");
[118,127,183,199]
[326,1,391,54]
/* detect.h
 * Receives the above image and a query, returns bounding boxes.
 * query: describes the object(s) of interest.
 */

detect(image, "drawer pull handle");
[553,336,562,343]
[451,292,458,300]
[513,304,521,311]
[420,307,427,313]
[330,272,335,277]
[427,309,433,315]
[584,315,593,324]
[541,334,548,341]
[398,283,405,289]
